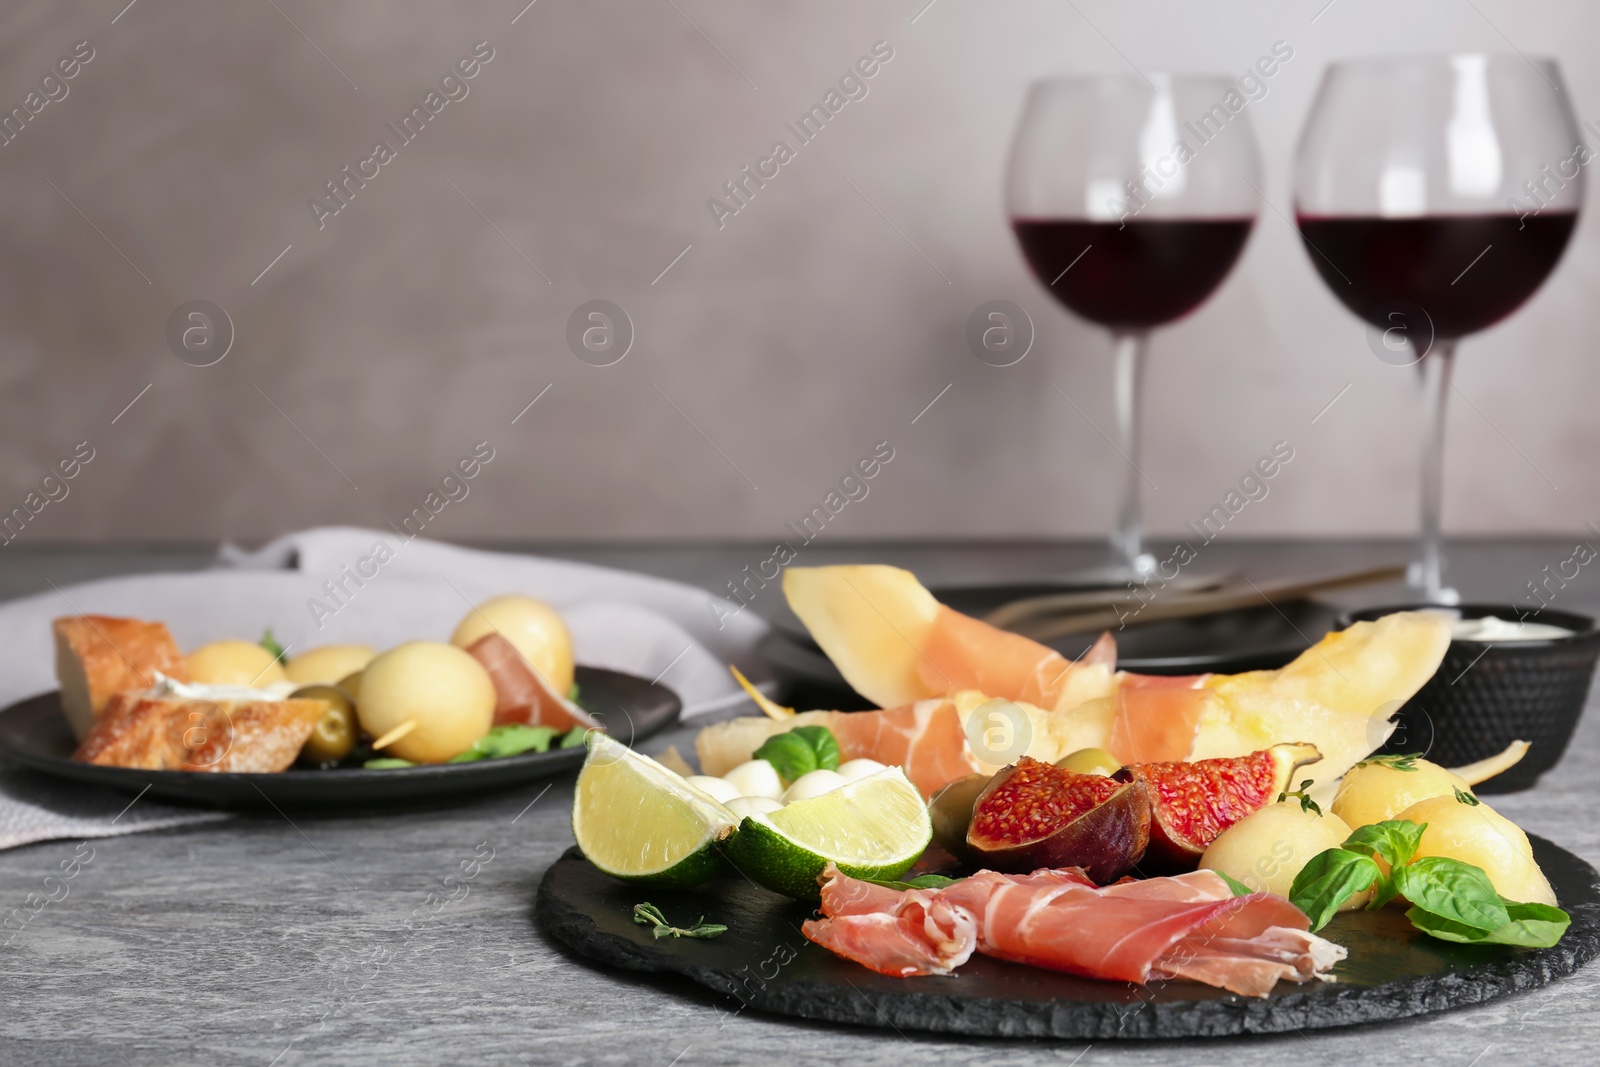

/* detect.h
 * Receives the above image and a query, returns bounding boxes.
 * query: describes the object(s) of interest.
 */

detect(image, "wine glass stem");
[1111,330,1152,574]
[1415,340,1458,602]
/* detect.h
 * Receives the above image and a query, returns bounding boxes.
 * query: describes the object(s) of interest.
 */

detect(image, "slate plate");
[0,666,678,811]
[536,836,1600,1039]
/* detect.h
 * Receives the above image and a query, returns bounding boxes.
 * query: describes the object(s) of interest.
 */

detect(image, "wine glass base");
[1405,561,1461,606]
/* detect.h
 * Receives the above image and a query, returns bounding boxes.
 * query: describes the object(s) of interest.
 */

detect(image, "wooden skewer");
[370,718,418,750]
[730,665,794,720]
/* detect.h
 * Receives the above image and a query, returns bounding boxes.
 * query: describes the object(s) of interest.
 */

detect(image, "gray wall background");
[2,0,1597,546]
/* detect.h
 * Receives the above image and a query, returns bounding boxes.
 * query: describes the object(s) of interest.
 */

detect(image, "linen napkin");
[0,528,771,850]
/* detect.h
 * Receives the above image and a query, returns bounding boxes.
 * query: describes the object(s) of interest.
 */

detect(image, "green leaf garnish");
[1277,778,1322,815]
[753,725,841,783]
[363,757,415,769]
[864,874,961,892]
[1290,818,1571,947]
[568,682,581,703]
[1359,753,1421,772]
[632,902,727,940]
[1289,848,1382,931]
[1453,786,1480,806]
[259,628,288,665]
[559,725,591,749]
[1392,856,1509,932]
[448,724,558,763]
[1215,871,1257,897]
[1343,820,1425,869]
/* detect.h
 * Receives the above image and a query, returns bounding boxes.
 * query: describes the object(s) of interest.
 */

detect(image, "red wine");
[1295,212,1578,339]
[1012,218,1255,329]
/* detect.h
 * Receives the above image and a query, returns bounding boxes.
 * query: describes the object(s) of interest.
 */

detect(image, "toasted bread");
[53,615,190,741]
[73,693,326,773]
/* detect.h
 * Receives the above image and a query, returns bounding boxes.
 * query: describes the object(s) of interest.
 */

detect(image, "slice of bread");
[73,694,326,773]
[53,615,190,741]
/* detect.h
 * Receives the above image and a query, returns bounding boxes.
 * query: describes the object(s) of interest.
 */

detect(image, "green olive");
[928,773,991,860]
[1056,747,1122,777]
[294,684,358,765]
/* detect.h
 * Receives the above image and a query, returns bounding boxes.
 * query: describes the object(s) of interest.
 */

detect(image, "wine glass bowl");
[1007,75,1262,577]
[1293,54,1583,602]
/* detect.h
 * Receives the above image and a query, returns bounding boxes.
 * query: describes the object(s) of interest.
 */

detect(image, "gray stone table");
[1,539,1597,1066]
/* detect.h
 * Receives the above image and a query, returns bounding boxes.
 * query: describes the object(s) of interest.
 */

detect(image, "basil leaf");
[1480,902,1570,948]
[789,725,842,772]
[753,732,819,782]
[1393,857,1509,933]
[1406,906,1496,943]
[1215,871,1257,898]
[1343,820,1426,869]
[1289,848,1382,931]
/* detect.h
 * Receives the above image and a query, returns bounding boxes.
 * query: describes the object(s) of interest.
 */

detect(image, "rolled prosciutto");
[802,865,1345,997]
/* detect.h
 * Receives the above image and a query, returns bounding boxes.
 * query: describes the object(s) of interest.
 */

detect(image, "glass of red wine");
[1008,75,1260,578]
[1295,54,1582,603]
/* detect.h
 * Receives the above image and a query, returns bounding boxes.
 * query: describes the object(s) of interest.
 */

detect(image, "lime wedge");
[726,768,931,900]
[572,733,737,887]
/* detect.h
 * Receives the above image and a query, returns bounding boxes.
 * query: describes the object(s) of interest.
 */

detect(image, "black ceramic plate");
[537,837,1600,1039]
[0,666,678,811]
[763,591,1340,701]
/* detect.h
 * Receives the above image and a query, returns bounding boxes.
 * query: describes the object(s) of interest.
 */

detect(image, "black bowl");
[1343,604,1600,792]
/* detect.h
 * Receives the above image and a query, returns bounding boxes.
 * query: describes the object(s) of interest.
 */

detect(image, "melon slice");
[783,565,939,709]
[1197,611,1451,797]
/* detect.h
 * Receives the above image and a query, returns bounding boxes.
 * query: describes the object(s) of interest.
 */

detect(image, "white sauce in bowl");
[1446,616,1574,643]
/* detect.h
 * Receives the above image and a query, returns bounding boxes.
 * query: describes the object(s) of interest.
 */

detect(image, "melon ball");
[358,642,494,763]
[1333,757,1473,829]
[1394,794,1557,906]
[1201,803,1370,908]
[451,595,574,694]
[285,644,376,686]
[187,640,289,688]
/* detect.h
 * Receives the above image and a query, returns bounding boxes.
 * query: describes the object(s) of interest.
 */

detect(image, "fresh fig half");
[928,773,991,861]
[1125,742,1321,871]
[965,757,1152,884]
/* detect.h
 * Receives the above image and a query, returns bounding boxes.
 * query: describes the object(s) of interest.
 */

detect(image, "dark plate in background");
[537,835,1600,1039]
[764,584,1339,705]
[0,666,679,811]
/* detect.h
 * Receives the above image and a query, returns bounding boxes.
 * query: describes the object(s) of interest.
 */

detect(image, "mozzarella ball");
[285,644,376,686]
[685,775,741,804]
[837,759,887,782]
[726,795,783,819]
[450,595,574,694]
[187,640,288,688]
[782,769,850,804]
[358,641,494,763]
[722,760,785,799]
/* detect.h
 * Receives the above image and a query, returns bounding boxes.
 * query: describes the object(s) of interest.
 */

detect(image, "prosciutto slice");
[803,866,1345,997]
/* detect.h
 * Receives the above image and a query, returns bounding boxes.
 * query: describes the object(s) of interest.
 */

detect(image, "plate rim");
[0,665,679,807]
